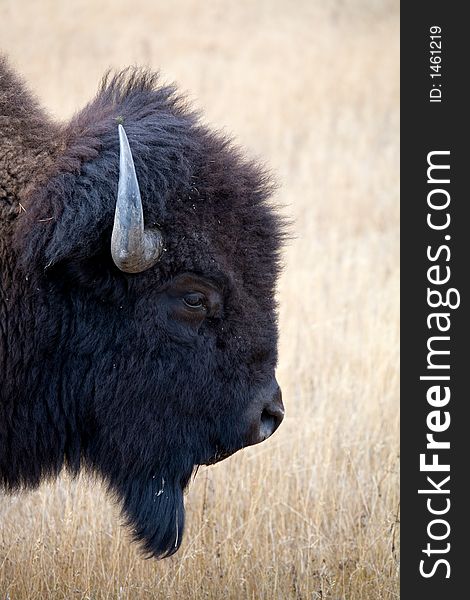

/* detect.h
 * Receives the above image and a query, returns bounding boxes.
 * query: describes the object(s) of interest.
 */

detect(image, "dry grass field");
[0,1,399,598]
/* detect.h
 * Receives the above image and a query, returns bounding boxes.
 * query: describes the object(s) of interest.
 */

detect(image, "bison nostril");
[260,409,276,440]
[259,403,284,441]
[245,384,285,447]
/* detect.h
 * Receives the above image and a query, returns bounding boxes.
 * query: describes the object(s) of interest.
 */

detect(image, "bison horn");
[111,124,163,273]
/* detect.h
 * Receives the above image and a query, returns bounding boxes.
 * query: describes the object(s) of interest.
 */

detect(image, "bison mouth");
[202,447,236,466]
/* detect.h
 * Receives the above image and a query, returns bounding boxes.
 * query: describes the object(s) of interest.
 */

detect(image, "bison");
[0,56,285,557]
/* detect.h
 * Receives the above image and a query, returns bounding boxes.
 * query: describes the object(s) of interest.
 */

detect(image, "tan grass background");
[0,1,399,598]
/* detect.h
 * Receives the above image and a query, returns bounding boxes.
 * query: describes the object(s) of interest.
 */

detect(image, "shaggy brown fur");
[0,57,61,208]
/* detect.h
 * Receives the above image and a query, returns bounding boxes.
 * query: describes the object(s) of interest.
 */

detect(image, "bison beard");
[0,56,286,557]
[115,469,192,558]
[89,425,196,557]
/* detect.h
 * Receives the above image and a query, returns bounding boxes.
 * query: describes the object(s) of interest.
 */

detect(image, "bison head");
[1,67,286,557]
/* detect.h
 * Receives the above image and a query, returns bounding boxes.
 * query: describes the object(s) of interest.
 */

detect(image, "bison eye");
[183,292,206,311]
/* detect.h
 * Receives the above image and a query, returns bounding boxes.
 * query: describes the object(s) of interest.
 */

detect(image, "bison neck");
[0,58,69,489]
[0,316,84,490]
[0,275,82,491]
[0,56,60,212]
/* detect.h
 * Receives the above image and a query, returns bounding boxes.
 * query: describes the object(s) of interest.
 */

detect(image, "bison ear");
[111,125,164,273]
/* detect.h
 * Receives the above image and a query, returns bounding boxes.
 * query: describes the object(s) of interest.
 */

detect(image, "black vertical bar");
[401,3,468,597]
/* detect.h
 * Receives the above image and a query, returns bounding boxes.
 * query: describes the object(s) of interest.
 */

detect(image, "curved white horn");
[111,124,163,273]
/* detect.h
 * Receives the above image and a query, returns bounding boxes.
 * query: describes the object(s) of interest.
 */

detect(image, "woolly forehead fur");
[13,68,285,298]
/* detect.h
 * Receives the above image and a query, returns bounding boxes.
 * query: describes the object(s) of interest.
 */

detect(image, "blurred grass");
[0,0,399,598]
